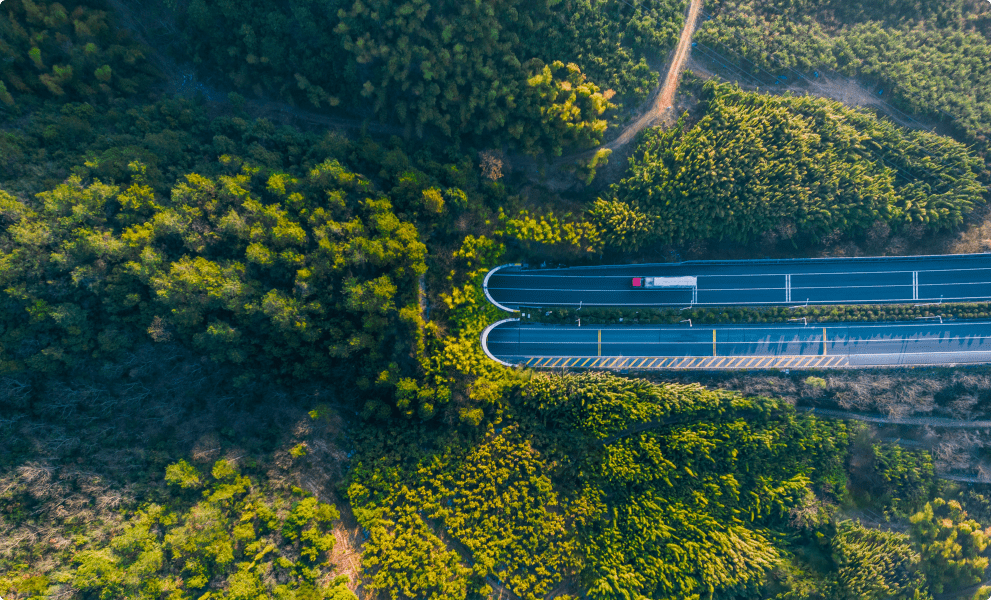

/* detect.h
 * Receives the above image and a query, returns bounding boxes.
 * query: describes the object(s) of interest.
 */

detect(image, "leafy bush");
[831,520,929,600]
[910,498,990,594]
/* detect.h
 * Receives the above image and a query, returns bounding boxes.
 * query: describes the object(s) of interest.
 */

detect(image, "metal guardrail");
[482,264,521,313]
[480,318,520,367]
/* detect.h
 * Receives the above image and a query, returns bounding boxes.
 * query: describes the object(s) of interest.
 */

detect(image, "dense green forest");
[0,0,155,104]
[161,0,688,154]
[4,0,991,598]
[592,81,985,250]
[696,0,991,152]
[347,373,991,600]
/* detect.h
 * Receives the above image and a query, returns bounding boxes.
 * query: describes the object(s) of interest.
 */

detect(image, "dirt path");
[522,0,704,188]
[107,0,700,189]
[685,51,938,133]
[797,407,991,429]
[604,0,703,150]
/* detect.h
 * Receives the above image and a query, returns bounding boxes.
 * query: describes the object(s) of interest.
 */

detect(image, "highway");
[481,320,991,370]
[484,253,991,310]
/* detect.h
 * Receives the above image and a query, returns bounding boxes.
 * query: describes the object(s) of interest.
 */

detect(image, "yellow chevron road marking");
[524,354,855,370]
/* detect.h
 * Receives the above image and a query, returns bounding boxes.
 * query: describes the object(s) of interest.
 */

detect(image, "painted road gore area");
[481,321,991,370]
[484,253,991,310]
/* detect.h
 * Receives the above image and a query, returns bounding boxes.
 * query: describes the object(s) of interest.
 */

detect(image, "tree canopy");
[165,0,689,154]
[697,0,991,151]
[593,82,984,249]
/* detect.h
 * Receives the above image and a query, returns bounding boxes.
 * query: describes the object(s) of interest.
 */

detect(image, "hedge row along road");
[483,253,991,310]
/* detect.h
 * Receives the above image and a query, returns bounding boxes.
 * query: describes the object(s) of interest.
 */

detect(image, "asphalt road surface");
[483,320,991,369]
[484,254,991,310]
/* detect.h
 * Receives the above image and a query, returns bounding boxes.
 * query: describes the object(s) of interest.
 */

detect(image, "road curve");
[483,320,991,370]
[485,253,991,311]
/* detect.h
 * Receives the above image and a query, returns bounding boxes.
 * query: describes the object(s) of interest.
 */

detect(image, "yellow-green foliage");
[356,499,471,600]
[351,426,575,600]
[416,234,512,422]
[910,498,990,594]
[830,520,929,600]
[417,425,577,600]
[575,147,612,184]
[349,373,854,600]
[498,208,603,253]
[0,159,427,407]
[72,460,353,599]
[519,373,851,600]
[587,198,657,252]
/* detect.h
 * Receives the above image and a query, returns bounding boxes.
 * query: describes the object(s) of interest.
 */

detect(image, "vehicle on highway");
[484,253,991,310]
[632,276,698,289]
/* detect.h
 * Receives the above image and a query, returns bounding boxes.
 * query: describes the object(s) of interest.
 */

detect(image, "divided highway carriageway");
[480,253,991,370]
[483,253,991,311]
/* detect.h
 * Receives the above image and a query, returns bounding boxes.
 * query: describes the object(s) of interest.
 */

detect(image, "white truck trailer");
[631,276,697,289]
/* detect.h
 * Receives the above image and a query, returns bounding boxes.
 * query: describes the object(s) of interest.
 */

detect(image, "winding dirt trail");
[107,0,704,186]
[536,0,703,182]
[604,0,703,150]
[532,0,704,184]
